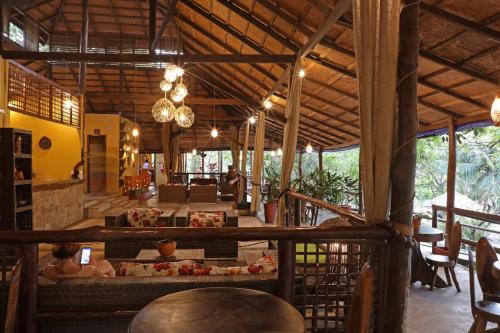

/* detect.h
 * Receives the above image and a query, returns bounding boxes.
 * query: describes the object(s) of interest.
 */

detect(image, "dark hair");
[52,244,81,260]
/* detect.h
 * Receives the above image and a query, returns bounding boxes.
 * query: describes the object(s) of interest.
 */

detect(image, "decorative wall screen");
[8,62,80,128]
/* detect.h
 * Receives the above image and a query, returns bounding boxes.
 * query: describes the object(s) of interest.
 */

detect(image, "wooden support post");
[0,5,4,52]
[278,240,295,304]
[149,0,156,54]
[446,119,456,243]
[318,147,323,172]
[19,244,38,333]
[78,0,88,94]
[386,1,419,332]
[294,198,301,226]
[298,148,303,184]
[201,153,205,175]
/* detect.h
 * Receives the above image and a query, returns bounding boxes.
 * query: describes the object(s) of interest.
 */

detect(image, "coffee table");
[134,249,204,263]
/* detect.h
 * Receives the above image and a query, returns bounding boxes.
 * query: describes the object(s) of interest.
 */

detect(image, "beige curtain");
[276,57,303,227]
[162,122,172,183]
[250,112,266,213]
[230,125,240,172]
[0,57,9,127]
[353,0,401,223]
[171,132,180,174]
[239,120,250,202]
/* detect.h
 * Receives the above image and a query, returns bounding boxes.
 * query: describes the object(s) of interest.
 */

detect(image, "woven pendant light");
[175,105,195,128]
[151,97,175,122]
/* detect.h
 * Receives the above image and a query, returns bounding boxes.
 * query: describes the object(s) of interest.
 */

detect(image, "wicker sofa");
[104,210,238,259]
[37,273,277,333]
[189,184,217,203]
[158,183,188,202]
[104,209,175,259]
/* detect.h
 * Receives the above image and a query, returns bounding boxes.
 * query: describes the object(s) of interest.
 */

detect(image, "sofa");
[37,273,277,333]
[158,184,188,202]
[220,180,237,201]
[104,208,175,259]
[104,209,238,259]
[189,184,217,203]
[189,178,217,186]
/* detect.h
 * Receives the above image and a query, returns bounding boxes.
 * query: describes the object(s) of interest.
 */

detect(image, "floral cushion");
[189,211,225,228]
[127,208,165,227]
[118,256,277,277]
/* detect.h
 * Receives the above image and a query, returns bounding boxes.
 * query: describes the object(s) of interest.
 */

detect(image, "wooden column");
[19,244,38,333]
[386,1,419,332]
[78,0,88,94]
[318,147,323,172]
[201,153,205,175]
[149,0,156,54]
[162,123,171,183]
[446,119,456,242]
[298,148,303,185]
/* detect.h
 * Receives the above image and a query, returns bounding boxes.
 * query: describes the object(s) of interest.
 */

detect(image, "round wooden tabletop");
[492,261,500,280]
[129,287,305,333]
[414,226,444,243]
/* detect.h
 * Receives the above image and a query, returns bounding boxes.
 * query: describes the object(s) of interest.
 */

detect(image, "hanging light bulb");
[133,148,139,154]
[132,127,139,137]
[248,115,256,124]
[164,64,178,82]
[160,80,172,92]
[211,128,218,138]
[270,150,276,157]
[491,94,500,126]
[263,99,272,109]
[64,96,73,109]
[277,148,283,156]
[192,148,197,155]
[306,143,313,153]
[299,68,305,78]
[175,66,185,77]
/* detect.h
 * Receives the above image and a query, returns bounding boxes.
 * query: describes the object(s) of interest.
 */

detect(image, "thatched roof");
[4,0,499,152]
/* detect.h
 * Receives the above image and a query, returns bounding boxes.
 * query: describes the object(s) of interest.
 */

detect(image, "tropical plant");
[263,162,281,203]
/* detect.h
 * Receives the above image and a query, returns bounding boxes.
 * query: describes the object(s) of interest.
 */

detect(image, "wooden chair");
[345,262,374,333]
[426,221,462,291]
[467,247,500,333]
[476,237,500,302]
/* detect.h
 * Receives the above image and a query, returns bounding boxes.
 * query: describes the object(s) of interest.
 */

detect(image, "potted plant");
[412,213,423,233]
[263,163,280,224]
[129,188,147,201]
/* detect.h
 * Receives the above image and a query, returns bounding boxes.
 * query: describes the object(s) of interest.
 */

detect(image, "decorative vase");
[15,136,22,154]
[157,240,177,257]
[264,202,278,224]
[412,216,422,233]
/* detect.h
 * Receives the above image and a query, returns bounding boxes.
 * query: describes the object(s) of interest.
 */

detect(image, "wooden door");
[87,135,106,193]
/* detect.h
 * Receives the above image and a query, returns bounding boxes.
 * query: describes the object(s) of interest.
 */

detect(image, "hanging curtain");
[230,125,240,172]
[239,120,250,202]
[0,57,9,127]
[276,57,303,227]
[170,131,180,174]
[250,112,266,213]
[162,122,172,183]
[353,0,401,223]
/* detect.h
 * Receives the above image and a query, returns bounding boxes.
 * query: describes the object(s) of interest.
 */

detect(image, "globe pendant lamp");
[175,105,195,128]
[164,64,178,82]
[152,97,175,122]
[171,81,188,103]
[160,80,172,92]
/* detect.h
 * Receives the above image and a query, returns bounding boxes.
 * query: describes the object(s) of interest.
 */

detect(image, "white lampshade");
[132,127,139,137]
[491,94,500,126]
[277,148,283,156]
[263,99,272,109]
[248,115,256,124]
[160,80,172,92]
[211,128,218,138]
[192,148,197,155]
[306,143,313,153]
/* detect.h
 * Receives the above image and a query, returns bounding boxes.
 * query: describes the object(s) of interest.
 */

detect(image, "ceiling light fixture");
[63,96,73,109]
[263,99,272,110]
[491,94,500,126]
[248,115,256,124]
[306,143,313,153]
[299,68,305,78]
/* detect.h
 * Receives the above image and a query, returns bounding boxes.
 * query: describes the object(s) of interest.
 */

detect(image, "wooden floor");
[51,194,481,332]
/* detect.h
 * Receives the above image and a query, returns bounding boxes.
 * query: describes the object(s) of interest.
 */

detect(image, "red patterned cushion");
[127,208,165,227]
[189,211,225,228]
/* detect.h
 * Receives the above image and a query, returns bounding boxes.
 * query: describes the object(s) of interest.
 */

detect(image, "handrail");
[286,191,367,225]
[432,205,500,224]
[0,226,392,244]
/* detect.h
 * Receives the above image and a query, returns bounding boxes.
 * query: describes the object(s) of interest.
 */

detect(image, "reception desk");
[33,179,84,230]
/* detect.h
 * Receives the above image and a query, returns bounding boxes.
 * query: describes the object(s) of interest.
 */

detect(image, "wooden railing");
[431,204,500,251]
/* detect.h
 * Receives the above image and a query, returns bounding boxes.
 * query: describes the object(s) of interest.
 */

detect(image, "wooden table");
[492,261,500,280]
[134,249,204,263]
[411,226,448,288]
[129,287,305,333]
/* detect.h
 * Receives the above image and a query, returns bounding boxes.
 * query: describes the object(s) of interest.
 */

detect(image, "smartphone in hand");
[80,247,92,265]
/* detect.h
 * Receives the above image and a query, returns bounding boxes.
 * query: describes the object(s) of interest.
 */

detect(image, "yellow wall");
[10,111,81,182]
[84,114,139,194]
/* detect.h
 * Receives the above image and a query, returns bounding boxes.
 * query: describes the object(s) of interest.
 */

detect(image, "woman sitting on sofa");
[43,243,115,280]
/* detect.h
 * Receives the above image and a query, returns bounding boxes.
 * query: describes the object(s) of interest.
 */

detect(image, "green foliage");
[263,162,281,203]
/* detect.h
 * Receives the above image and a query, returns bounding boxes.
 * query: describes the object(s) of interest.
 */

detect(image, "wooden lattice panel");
[8,62,80,128]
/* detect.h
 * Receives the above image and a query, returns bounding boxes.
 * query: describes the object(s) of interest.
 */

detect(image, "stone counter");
[33,179,84,230]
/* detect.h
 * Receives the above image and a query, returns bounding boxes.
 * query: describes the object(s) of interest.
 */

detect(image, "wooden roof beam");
[151,0,178,51]
[0,51,295,63]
